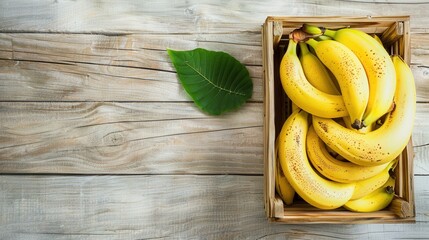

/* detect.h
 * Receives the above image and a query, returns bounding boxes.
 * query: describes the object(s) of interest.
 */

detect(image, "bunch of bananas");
[275,24,416,212]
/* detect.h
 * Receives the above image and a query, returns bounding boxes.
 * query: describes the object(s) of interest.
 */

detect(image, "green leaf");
[167,48,253,115]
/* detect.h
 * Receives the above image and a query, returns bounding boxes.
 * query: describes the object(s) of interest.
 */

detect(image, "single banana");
[350,160,396,200]
[276,156,295,205]
[275,138,295,205]
[278,109,355,209]
[312,55,416,166]
[279,39,348,118]
[344,177,395,212]
[306,38,369,129]
[306,125,390,183]
[299,42,340,95]
[301,24,331,41]
[324,28,396,128]
[371,34,384,46]
[302,23,324,35]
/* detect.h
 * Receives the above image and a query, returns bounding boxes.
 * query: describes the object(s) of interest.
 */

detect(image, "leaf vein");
[184,62,246,96]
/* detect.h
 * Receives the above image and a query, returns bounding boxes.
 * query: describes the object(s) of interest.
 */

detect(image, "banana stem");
[324,29,337,38]
[290,29,317,42]
[305,38,319,49]
[286,39,298,56]
[299,42,310,56]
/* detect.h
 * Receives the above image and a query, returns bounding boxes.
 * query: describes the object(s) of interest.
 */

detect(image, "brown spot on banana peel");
[318,121,328,133]
[294,133,300,144]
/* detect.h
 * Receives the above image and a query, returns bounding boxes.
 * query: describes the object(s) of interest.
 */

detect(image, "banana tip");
[386,186,395,194]
[351,119,363,130]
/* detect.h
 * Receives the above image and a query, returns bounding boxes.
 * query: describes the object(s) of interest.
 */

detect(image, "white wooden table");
[1,1,428,239]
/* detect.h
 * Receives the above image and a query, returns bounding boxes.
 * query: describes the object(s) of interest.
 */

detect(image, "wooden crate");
[262,16,415,224]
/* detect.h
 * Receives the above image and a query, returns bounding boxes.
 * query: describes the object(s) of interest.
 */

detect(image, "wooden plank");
[0,1,428,33]
[1,102,428,175]
[0,175,428,239]
[0,33,261,66]
[0,102,263,174]
[411,33,429,102]
[0,33,262,101]
[0,58,261,102]
[0,32,427,103]
[413,103,429,175]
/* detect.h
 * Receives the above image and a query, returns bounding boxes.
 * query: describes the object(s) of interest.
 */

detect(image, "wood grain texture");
[414,104,429,175]
[0,32,427,102]
[0,0,428,237]
[0,33,262,101]
[0,175,427,239]
[1,102,428,175]
[411,33,429,102]
[1,0,429,33]
[0,102,263,174]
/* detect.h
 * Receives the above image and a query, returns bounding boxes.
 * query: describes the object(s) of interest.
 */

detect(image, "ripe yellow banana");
[276,156,295,205]
[278,109,355,209]
[299,42,340,95]
[306,38,369,129]
[350,160,395,200]
[324,28,396,128]
[306,125,390,183]
[312,55,416,166]
[371,34,383,46]
[344,176,395,212]
[279,39,348,118]
[275,138,295,205]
